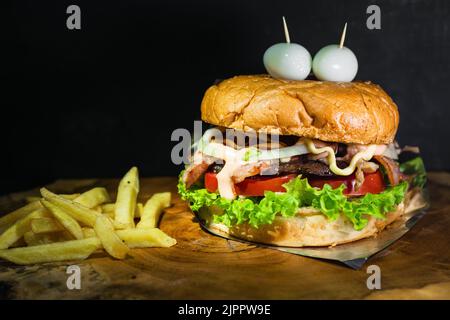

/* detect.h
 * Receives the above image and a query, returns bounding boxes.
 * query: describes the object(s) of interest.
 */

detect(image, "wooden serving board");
[0,173,449,299]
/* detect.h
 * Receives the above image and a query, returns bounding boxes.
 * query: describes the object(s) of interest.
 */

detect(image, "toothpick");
[283,16,290,43]
[339,22,347,48]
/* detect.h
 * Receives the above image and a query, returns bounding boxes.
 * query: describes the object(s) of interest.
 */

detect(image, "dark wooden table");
[0,173,449,299]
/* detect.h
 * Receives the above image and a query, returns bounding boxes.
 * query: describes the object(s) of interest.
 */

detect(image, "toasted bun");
[197,188,426,247]
[201,75,399,145]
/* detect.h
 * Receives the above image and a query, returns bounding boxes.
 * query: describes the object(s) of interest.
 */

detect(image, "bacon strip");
[354,161,365,191]
[183,162,210,188]
[182,152,216,188]
[373,155,402,186]
[232,162,270,184]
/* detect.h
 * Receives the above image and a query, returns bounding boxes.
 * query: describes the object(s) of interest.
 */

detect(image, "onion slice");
[199,141,310,162]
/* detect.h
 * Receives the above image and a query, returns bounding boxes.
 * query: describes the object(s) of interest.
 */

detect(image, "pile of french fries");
[0,167,176,265]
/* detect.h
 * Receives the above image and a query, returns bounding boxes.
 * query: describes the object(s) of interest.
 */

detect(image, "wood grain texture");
[0,173,449,300]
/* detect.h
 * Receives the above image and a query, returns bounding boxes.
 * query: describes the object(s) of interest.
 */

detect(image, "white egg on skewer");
[312,23,358,82]
[263,17,312,81]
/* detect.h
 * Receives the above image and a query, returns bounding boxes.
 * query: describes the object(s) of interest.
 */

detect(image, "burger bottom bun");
[197,189,423,247]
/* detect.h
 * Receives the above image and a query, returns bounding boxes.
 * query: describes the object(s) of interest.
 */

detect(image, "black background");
[3,0,450,195]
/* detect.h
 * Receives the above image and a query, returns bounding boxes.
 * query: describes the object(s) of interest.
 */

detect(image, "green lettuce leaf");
[400,157,427,188]
[178,172,408,231]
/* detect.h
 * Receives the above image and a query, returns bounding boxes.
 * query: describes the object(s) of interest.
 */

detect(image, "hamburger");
[178,75,426,247]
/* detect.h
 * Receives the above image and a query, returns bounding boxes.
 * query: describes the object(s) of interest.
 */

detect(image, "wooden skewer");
[339,22,347,48]
[283,16,291,44]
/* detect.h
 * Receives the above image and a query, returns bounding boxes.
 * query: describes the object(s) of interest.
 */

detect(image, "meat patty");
[210,156,348,177]
[274,156,332,176]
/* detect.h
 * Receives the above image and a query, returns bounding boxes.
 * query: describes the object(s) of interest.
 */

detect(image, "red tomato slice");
[234,174,297,196]
[309,171,385,196]
[204,172,297,197]
[204,172,219,192]
[205,171,385,197]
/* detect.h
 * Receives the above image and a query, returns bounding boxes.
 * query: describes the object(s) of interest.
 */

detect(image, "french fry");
[114,167,139,229]
[116,228,177,248]
[137,192,171,229]
[0,238,102,265]
[94,215,129,259]
[74,188,111,209]
[0,208,49,249]
[63,194,81,200]
[2,190,107,230]
[40,188,101,227]
[104,215,131,230]
[41,200,84,240]
[100,214,127,230]
[30,217,64,234]
[61,194,81,200]
[102,211,114,219]
[26,194,81,203]
[0,201,43,230]
[82,227,96,239]
[82,227,176,248]
[99,213,112,223]
[101,203,115,213]
[101,203,143,218]
[24,231,68,246]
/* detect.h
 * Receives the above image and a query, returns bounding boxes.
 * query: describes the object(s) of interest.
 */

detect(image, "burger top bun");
[201,75,399,145]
